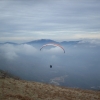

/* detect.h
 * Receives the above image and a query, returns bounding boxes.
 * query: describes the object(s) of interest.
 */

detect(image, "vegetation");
[0,70,100,100]
[0,69,20,80]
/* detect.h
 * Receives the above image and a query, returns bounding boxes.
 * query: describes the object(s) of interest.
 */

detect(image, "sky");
[0,0,100,43]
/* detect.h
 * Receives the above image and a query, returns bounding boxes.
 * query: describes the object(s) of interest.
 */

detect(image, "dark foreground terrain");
[0,70,100,100]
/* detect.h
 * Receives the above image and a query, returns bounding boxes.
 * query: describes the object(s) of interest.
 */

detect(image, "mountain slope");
[0,39,80,45]
[0,77,100,100]
[25,39,58,45]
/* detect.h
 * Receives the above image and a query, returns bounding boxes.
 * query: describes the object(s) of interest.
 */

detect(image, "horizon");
[0,38,100,44]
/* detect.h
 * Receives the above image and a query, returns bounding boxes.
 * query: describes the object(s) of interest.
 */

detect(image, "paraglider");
[40,43,65,53]
[40,43,65,68]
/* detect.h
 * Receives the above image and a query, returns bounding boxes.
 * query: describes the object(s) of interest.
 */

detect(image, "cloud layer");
[0,41,100,89]
[0,0,100,42]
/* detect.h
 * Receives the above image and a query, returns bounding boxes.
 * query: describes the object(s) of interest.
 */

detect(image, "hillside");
[0,74,100,100]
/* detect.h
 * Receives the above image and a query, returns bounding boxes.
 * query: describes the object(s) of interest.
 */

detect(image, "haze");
[0,39,100,90]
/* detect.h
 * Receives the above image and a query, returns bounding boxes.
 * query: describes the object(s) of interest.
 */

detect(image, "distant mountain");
[0,39,81,45]
[60,41,80,45]
[0,42,18,45]
[25,39,81,45]
[25,39,59,45]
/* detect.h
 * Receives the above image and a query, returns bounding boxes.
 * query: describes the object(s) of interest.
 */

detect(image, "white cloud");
[17,44,37,55]
[0,44,18,60]
[4,52,18,60]
[0,44,37,60]
[41,46,65,54]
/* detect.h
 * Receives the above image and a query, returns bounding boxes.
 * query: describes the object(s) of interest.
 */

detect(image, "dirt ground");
[0,78,100,100]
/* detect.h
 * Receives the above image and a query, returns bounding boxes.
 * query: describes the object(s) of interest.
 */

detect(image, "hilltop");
[0,70,100,100]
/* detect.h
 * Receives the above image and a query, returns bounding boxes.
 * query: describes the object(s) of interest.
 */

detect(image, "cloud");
[0,0,100,42]
[0,44,18,60]
[17,44,37,55]
[78,39,100,45]
[42,46,65,54]
[0,44,37,60]
[0,41,100,89]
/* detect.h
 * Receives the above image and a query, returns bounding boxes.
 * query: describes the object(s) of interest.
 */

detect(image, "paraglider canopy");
[40,43,65,53]
[40,43,65,68]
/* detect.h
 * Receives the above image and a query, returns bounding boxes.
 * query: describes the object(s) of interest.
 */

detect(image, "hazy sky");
[0,0,100,42]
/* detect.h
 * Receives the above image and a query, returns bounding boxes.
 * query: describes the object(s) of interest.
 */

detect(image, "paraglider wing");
[40,43,65,53]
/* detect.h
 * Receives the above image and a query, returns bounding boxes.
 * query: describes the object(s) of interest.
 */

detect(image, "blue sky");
[0,0,100,43]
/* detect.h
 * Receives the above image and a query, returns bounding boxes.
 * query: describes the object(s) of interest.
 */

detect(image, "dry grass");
[0,77,100,100]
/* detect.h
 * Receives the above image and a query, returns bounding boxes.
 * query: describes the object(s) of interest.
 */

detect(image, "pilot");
[50,65,52,68]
